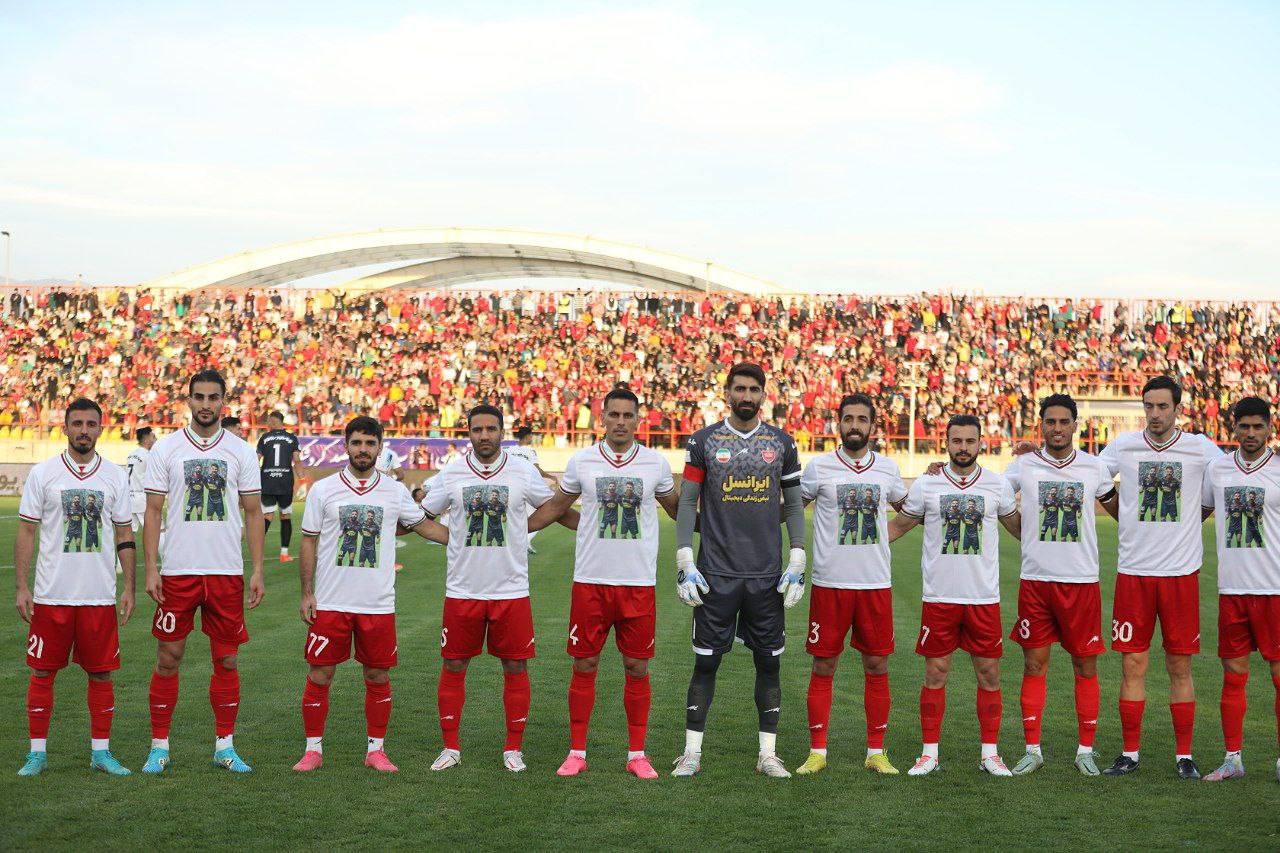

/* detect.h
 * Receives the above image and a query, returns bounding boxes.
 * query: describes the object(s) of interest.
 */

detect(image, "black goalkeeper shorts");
[692,574,785,656]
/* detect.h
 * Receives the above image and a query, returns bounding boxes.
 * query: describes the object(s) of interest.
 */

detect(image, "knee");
[693,652,722,676]
[308,667,334,687]
[1072,656,1097,678]
[753,650,780,676]
[1165,654,1192,680]
[214,653,238,672]
[86,670,112,683]
[1121,653,1148,680]
[622,658,647,679]
[924,660,950,688]
[501,659,527,675]
[443,658,468,674]
[573,656,600,676]
[976,667,1001,691]
[363,667,390,685]
[813,656,839,678]
[29,668,53,680]
[156,647,183,675]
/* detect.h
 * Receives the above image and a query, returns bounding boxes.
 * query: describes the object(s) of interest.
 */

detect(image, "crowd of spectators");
[1,287,1277,452]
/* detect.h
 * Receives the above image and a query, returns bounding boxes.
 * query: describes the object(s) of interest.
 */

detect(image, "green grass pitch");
[2,496,1278,849]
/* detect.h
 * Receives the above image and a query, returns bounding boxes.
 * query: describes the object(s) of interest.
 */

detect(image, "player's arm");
[999,510,1023,539]
[240,492,266,608]
[1098,486,1119,520]
[299,531,318,625]
[408,515,450,544]
[13,519,37,622]
[114,522,137,626]
[528,488,576,532]
[886,511,921,542]
[143,491,166,604]
[997,479,1021,538]
[657,484,680,520]
[1200,473,1215,521]
[888,477,925,542]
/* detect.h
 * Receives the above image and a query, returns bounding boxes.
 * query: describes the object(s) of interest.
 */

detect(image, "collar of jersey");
[836,447,875,473]
[1142,429,1181,452]
[466,450,507,479]
[1234,447,1273,475]
[61,451,102,480]
[598,441,639,468]
[942,464,982,490]
[339,468,380,495]
[722,418,762,440]
[1035,447,1077,469]
[183,426,225,451]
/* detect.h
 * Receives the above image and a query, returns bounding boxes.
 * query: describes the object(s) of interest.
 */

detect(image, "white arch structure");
[141,227,786,295]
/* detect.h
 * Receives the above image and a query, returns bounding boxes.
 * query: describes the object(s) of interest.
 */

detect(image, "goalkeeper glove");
[675,546,710,607]
[777,547,806,609]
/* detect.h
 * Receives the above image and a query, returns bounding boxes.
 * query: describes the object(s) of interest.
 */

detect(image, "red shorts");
[567,582,656,659]
[305,610,398,669]
[27,604,120,672]
[805,586,895,658]
[1111,572,1200,655]
[152,575,248,646]
[1218,594,1280,661]
[917,602,1004,659]
[1010,580,1106,658]
[441,596,536,660]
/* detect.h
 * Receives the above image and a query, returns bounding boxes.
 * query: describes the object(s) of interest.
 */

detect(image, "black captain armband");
[116,542,137,553]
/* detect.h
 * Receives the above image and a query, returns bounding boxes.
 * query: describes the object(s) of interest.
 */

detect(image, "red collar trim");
[942,465,982,490]
[183,427,225,452]
[61,452,102,481]
[1234,448,1273,475]
[1143,429,1181,453]
[598,442,639,469]
[1036,448,1077,469]
[466,451,507,480]
[836,448,875,474]
[339,469,381,496]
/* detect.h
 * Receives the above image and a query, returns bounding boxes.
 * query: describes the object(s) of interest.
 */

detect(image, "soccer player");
[292,417,448,773]
[423,404,577,773]
[127,426,157,533]
[672,363,805,779]
[257,411,303,563]
[530,388,679,779]
[1098,376,1224,778]
[794,393,906,776]
[221,415,244,440]
[14,398,135,777]
[1200,396,1280,782]
[887,414,1021,777]
[1001,394,1118,776]
[141,370,266,774]
[509,426,550,554]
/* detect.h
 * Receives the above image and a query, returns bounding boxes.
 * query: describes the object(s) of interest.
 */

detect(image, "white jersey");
[300,469,426,613]
[902,465,1017,604]
[1099,429,1224,577]
[800,449,907,589]
[1004,448,1116,583]
[559,442,674,586]
[508,445,541,468]
[375,447,399,474]
[126,445,151,515]
[422,451,554,600]
[1202,449,1280,595]
[143,426,261,575]
[18,453,132,605]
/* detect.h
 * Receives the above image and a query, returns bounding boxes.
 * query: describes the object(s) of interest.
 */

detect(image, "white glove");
[777,547,806,609]
[675,546,710,607]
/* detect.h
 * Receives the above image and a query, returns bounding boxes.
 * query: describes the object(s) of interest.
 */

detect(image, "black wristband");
[116,541,136,553]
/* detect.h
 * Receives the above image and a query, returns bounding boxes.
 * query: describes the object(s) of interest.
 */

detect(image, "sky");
[2,0,1278,297]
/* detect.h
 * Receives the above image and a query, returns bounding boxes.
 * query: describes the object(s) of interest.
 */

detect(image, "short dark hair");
[468,404,504,429]
[946,414,982,437]
[838,393,876,422]
[221,415,240,429]
[189,369,227,395]
[725,362,766,389]
[603,387,640,411]
[1232,396,1271,423]
[65,398,102,422]
[1039,393,1078,420]
[514,425,533,440]
[267,411,285,423]
[1141,375,1182,406]
[135,426,153,442]
[344,416,383,442]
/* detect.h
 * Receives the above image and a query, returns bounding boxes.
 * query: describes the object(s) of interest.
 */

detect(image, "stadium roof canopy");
[140,227,785,295]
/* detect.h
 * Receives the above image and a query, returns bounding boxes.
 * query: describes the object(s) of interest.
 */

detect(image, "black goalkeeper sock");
[264,519,272,535]
[753,649,781,734]
[280,518,293,550]
[685,653,722,733]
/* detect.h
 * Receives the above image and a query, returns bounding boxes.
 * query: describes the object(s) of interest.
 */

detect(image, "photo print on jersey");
[1037,480,1084,542]
[837,483,881,545]
[463,484,509,547]
[183,459,229,522]
[595,476,643,539]
[941,493,985,555]
[1138,460,1182,523]
[1224,485,1265,549]
[60,488,105,553]
[337,504,384,567]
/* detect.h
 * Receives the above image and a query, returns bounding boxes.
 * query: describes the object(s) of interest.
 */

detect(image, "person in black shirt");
[256,411,302,563]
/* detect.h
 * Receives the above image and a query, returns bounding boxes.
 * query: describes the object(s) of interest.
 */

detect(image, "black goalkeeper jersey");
[256,429,300,495]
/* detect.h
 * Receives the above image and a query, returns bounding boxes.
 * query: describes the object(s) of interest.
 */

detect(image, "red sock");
[365,679,392,741]
[1273,674,1280,750]
[87,679,114,741]
[977,687,1002,744]
[864,672,890,750]
[149,671,179,740]
[1074,674,1100,748]
[209,661,240,738]
[27,673,54,741]
[1170,700,1195,756]
[920,685,946,744]
[807,672,834,750]
[568,669,597,751]
[437,668,466,750]
[1119,699,1144,752]
[503,670,531,751]
[623,672,651,753]
[1020,674,1046,746]
[1221,671,1248,753]
[302,678,330,739]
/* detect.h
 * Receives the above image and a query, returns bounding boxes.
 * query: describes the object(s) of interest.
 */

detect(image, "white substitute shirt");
[422,451,554,600]
[1202,448,1280,594]
[559,442,674,586]
[508,445,541,467]
[19,452,132,605]
[301,469,426,613]
[126,445,150,494]
[901,465,1017,604]
[375,447,399,475]
[143,426,262,575]
[800,449,907,589]
[1099,429,1224,577]
[1004,448,1116,583]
